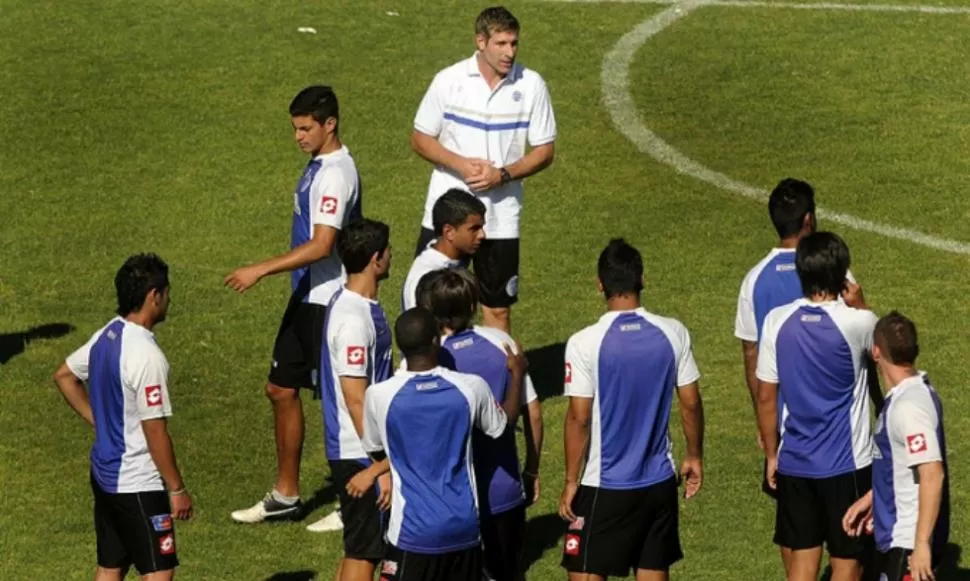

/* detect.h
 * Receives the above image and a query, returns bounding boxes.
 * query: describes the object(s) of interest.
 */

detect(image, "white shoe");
[306,508,344,532]
[231,493,303,523]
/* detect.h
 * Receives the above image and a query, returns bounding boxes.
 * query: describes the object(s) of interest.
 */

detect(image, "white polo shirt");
[414,53,557,239]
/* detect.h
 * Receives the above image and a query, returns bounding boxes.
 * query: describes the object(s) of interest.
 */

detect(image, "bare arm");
[522,399,544,474]
[142,418,185,491]
[915,461,945,546]
[741,340,759,415]
[677,383,704,459]
[340,376,369,438]
[53,363,94,426]
[504,142,555,181]
[756,380,780,457]
[563,397,592,485]
[225,224,337,292]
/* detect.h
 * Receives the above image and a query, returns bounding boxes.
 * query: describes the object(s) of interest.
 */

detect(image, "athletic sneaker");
[305,507,344,532]
[231,493,303,523]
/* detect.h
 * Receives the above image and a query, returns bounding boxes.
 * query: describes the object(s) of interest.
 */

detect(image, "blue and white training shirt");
[564,308,701,490]
[362,367,507,554]
[400,242,461,313]
[291,145,362,305]
[757,298,877,478]
[441,325,538,516]
[66,318,172,494]
[322,288,393,461]
[873,374,950,554]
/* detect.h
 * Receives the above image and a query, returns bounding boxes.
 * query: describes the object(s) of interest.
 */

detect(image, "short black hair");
[396,308,440,359]
[768,178,815,239]
[432,189,486,237]
[289,86,340,129]
[417,269,478,333]
[475,6,520,39]
[337,219,390,275]
[874,311,920,366]
[795,231,850,298]
[115,253,169,317]
[597,238,644,299]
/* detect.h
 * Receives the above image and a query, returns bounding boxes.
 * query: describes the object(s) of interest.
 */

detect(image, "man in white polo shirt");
[410,5,556,333]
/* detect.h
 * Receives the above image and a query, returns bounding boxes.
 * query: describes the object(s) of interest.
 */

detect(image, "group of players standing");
[51,5,951,581]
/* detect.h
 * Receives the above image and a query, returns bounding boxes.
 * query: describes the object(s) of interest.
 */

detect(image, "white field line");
[540,0,970,14]
[589,0,970,254]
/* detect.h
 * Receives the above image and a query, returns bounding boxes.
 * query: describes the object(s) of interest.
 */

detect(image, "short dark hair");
[432,189,486,237]
[289,86,340,129]
[795,231,850,298]
[768,178,815,239]
[396,308,440,359]
[115,253,169,317]
[475,6,520,39]
[598,238,644,299]
[337,219,390,275]
[874,311,919,366]
[417,269,478,333]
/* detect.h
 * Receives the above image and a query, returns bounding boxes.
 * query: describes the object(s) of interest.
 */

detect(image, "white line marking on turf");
[544,0,970,14]
[595,0,970,254]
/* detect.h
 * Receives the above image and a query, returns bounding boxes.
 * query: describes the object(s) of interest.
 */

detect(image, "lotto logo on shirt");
[564,533,581,556]
[145,385,163,407]
[159,533,176,555]
[347,346,366,366]
[320,196,338,214]
[564,362,572,384]
[907,433,928,454]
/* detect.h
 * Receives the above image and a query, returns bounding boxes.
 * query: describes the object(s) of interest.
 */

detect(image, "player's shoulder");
[439,366,490,391]
[432,58,471,85]
[826,301,878,329]
[122,322,168,365]
[566,318,609,354]
[740,249,786,288]
[513,63,546,86]
[894,376,938,408]
[471,325,513,347]
[764,298,803,326]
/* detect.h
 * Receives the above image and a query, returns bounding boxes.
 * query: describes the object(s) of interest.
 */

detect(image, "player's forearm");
[258,239,331,277]
[756,381,780,456]
[142,420,185,491]
[563,409,589,484]
[366,457,390,478]
[741,341,759,416]
[410,131,465,172]
[680,393,705,459]
[915,462,945,546]
[501,372,525,429]
[523,401,544,473]
[54,365,94,426]
[504,143,554,181]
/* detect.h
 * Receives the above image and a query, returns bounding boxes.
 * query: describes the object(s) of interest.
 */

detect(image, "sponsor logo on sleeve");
[907,433,927,454]
[159,533,176,555]
[150,514,173,532]
[564,362,572,384]
[347,346,366,366]
[564,533,581,556]
[321,196,338,215]
[145,385,162,407]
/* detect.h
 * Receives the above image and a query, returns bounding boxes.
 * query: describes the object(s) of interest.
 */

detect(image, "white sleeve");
[527,77,556,147]
[310,166,354,230]
[472,376,508,439]
[65,332,100,381]
[673,323,702,387]
[129,349,172,421]
[401,271,418,312]
[361,389,384,453]
[756,314,779,383]
[734,280,757,342]
[563,333,594,398]
[892,394,942,467]
[330,318,373,378]
[413,73,446,137]
[522,373,538,405]
[858,310,878,352]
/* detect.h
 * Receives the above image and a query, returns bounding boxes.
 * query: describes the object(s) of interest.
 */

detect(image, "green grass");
[2,0,969,579]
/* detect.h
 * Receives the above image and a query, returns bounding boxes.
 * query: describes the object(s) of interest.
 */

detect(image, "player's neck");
[778,236,800,250]
[606,294,641,312]
[433,239,464,261]
[476,53,506,89]
[124,311,156,331]
[345,274,378,300]
[807,291,838,303]
[882,365,919,391]
[406,355,437,373]
[312,135,342,157]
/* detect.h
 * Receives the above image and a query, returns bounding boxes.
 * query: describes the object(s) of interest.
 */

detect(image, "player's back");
[760,298,877,478]
[400,246,460,313]
[736,248,801,342]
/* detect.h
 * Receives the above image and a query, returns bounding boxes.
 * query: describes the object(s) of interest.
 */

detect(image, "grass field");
[3,0,970,578]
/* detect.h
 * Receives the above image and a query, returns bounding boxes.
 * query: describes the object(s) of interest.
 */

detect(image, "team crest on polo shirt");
[512,90,523,102]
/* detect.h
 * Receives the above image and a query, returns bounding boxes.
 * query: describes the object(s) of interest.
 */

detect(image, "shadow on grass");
[523,512,566,572]
[524,342,565,402]
[300,473,340,521]
[265,570,316,581]
[817,543,969,581]
[0,322,75,364]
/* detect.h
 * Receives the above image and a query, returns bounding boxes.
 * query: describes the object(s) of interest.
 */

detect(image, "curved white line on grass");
[549,0,970,14]
[601,0,970,254]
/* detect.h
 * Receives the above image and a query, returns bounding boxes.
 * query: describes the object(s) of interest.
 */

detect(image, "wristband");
[170,487,188,496]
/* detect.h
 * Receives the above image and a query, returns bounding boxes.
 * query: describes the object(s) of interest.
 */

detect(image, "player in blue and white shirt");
[53,254,191,580]
[362,308,509,581]
[229,86,363,525]
[320,219,394,580]
[756,232,877,581]
[559,239,705,580]
[842,313,949,581]
[414,268,539,581]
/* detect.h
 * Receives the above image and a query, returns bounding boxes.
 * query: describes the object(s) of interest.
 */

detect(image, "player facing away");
[559,239,705,581]
[843,313,950,581]
[400,189,486,313]
[53,254,192,581]
[227,86,362,525]
[321,219,394,581]
[756,232,878,581]
[361,308,512,581]
[410,6,556,333]
[416,268,541,581]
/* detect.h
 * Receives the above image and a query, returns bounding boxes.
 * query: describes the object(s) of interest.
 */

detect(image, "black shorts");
[379,544,482,581]
[332,460,386,562]
[91,474,179,574]
[875,547,944,581]
[267,293,326,390]
[414,227,519,308]
[481,504,526,581]
[774,467,873,558]
[561,477,683,577]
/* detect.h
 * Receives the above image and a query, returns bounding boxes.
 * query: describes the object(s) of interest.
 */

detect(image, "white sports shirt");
[400,240,462,313]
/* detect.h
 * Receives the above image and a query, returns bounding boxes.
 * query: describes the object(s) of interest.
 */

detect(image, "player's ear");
[871,342,881,364]
[475,33,487,52]
[596,278,604,294]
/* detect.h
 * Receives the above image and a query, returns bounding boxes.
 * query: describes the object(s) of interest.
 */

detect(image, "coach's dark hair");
[396,308,440,359]
[597,238,644,299]
[795,231,850,298]
[432,189,486,237]
[289,86,340,130]
[417,269,479,333]
[874,311,920,366]
[475,6,520,39]
[115,253,169,317]
[768,178,815,239]
[337,219,390,275]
